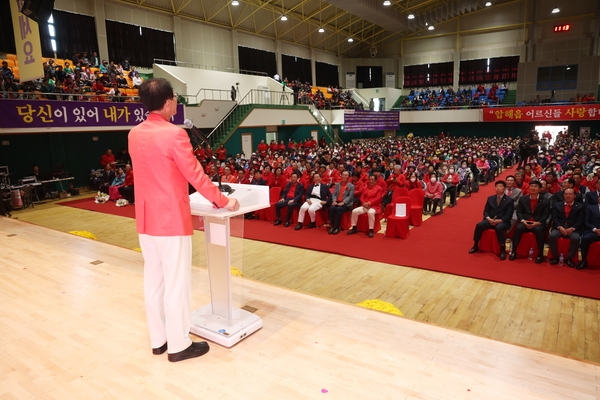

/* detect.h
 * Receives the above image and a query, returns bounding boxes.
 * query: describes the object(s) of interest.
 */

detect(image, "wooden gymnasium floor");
[0,194,600,399]
[1,216,599,399]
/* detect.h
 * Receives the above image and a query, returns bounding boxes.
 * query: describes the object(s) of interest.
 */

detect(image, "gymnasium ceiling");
[111,0,598,57]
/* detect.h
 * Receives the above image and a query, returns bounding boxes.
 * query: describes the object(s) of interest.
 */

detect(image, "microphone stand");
[213,157,234,194]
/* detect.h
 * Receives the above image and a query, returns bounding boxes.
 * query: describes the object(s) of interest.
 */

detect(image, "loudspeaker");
[21,0,55,23]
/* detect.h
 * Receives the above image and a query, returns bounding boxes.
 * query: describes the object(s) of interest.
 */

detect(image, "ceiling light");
[485,1,492,6]
[318,27,325,33]
[231,0,239,5]
[281,15,288,21]
[552,7,560,13]
[408,14,415,19]
[428,25,434,30]
[383,0,391,5]
[348,38,354,42]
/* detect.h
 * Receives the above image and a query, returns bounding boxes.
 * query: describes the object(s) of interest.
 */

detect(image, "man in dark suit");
[548,188,584,267]
[274,172,304,227]
[509,181,551,263]
[552,178,583,205]
[579,198,600,270]
[296,173,332,230]
[469,180,514,260]
[328,171,355,235]
[584,179,600,206]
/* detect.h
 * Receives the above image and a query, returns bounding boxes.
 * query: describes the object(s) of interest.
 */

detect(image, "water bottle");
[528,248,534,260]
[558,254,564,266]
[506,240,512,253]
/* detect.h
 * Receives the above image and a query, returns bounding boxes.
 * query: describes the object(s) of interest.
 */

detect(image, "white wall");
[153,64,292,101]
[355,88,403,110]
[240,109,317,127]
[400,109,481,123]
[185,101,237,129]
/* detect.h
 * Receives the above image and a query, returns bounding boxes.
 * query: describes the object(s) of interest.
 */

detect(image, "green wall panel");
[0,130,129,188]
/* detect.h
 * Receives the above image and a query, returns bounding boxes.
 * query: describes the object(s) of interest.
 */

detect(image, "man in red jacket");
[129,78,239,362]
[347,175,384,238]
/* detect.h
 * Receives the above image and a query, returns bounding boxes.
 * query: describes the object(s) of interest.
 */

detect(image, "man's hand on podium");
[226,197,240,211]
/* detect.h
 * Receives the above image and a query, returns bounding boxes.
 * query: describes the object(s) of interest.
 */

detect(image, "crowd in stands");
[401,84,506,110]
[90,148,135,204]
[280,78,363,110]
[521,93,596,106]
[1,51,144,101]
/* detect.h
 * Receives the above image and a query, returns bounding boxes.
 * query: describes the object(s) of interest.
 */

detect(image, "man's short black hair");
[138,78,174,112]
[495,180,506,188]
[529,180,542,188]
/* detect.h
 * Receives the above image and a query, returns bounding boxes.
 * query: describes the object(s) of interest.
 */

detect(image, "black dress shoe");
[273,219,282,226]
[283,221,290,227]
[535,256,544,264]
[499,251,506,260]
[295,223,303,230]
[332,228,340,235]
[566,260,576,268]
[168,341,210,362]
[468,247,479,254]
[367,229,374,238]
[509,252,516,261]
[347,227,357,235]
[309,222,316,228]
[328,227,334,234]
[549,258,559,265]
[152,343,167,355]
[576,261,588,270]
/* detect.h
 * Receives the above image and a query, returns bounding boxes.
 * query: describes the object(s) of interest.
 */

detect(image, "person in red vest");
[277,140,286,152]
[269,140,278,153]
[347,175,384,238]
[235,168,249,184]
[261,164,275,187]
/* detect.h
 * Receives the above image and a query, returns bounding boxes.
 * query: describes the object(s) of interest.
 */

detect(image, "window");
[459,56,519,84]
[536,65,578,91]
[403,62,453,88]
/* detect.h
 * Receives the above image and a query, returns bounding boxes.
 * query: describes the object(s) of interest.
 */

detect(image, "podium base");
[190,304,262,347]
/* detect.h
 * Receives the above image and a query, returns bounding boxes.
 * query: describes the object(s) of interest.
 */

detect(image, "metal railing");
[237,88,296,106]
[153,58,268,76]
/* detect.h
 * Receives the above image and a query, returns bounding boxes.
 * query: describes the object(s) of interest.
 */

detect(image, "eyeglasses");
[172,93,178,101]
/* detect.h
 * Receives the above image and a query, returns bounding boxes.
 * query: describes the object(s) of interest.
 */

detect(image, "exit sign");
[554,24,570,32]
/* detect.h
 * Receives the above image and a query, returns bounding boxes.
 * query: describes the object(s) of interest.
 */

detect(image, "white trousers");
[298,200,323,223]
[351,206,376,229]
[139,234,193,354]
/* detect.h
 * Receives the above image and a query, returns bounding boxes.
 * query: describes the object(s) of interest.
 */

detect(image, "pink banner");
[482,104,600,122]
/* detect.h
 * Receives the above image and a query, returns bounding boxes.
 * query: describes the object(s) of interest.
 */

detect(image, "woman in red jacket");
[424,172,444,215]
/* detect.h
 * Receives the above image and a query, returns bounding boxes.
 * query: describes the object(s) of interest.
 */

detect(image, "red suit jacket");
[360,184,384,214]
[129,113,228,236]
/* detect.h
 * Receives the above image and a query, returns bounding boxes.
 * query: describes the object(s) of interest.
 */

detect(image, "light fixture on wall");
[383,0,391,5]
[231,0,239,5]
[407,14,415,19]
[551,7,560,13]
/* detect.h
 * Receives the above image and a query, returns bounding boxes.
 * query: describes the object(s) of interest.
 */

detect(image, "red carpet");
[59,182,600,300]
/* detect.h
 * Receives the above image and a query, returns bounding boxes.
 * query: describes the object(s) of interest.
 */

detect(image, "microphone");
[183,119,210,149]
[211,155,235,195]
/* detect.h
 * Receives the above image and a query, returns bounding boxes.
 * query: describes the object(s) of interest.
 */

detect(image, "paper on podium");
[395,203,407,217]
[189,183,269,218]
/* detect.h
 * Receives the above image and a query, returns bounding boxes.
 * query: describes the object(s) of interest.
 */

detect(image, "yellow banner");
[9,0,44,82]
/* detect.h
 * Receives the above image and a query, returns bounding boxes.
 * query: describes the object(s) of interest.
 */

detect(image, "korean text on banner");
[9,0,44,82]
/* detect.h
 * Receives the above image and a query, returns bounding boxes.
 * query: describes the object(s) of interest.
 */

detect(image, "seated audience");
[274,172,304,227]
[347,175,384,238]
[118,164,134,204]
[423,172,443,215]
[328,171,354,234]
[547,188,584,266]
[296,173,331,230]
[469,180,513,260]
[108,167,125,200]
[509,181,550,263]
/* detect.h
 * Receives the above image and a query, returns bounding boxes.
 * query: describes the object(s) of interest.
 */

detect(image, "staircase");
[307,104,338,144]
[206,104,253,148]
[391,95,406,109]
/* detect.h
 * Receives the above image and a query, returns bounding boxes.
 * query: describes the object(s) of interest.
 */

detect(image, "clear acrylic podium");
[189,183,269,347]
